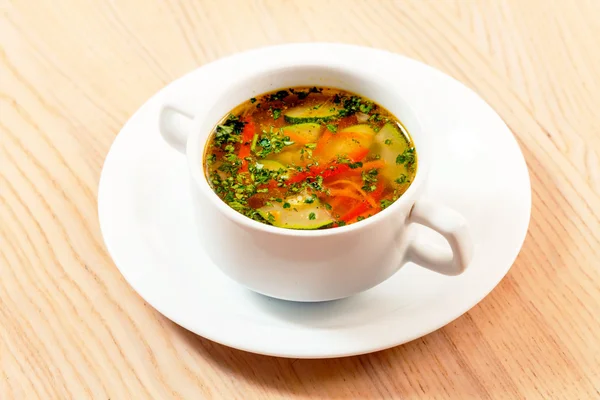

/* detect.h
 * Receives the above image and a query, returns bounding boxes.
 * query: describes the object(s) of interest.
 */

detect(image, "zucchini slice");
[268,150,305,168]
[284,104,340,124]
[257,159,290,179]
[338,124,376,136]
[258,193,334,230]
[282,123,323,143]
[372,123,413,183]
[258,159,287,171]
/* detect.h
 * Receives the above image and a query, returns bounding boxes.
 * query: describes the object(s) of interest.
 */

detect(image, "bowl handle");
[158,103,195,154]
[407,199,473,275]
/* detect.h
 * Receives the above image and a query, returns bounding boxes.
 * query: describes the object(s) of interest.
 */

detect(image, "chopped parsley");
[359,102,373,113]
[213,114,246,147]
[337,155,363,169]
[361,168,379,192]
[273,108,281,120]
[395,174,408,184]
[254,129,295,158]
[326,124,337,133]
[289,86,321,100]
[380,199,393,209]
[369,113,383,122]
[309,175,325,192]
[267,90,289,102]
[337,96,375,117]
[308,212,316,220]
[395,147,416,169]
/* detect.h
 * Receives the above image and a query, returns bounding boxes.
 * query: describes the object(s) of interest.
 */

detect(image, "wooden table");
[2,1,599,398]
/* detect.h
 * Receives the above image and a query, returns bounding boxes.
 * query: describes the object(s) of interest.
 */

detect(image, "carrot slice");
[320,164,350,180]
[327,196,344,211]
[327,188,363,200]
[348,147,370,163]
[287,158,351,184]
[327,179,376,207]
[340,202,371,223]
[325,160,387,180]
[284,131,310,146]
[370,182,385,201]
[314,130,333,155]
[355,207,378,221]
[286,165,322,184]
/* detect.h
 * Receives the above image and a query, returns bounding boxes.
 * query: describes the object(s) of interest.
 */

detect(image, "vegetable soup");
[203,87,417,230]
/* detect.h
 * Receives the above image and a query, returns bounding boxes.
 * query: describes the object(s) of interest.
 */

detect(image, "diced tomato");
[240,118,255,143]
[320,164,350,180]
[237,118,255,172]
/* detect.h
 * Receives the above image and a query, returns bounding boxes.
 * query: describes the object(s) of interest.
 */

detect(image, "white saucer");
[98,43,531,358]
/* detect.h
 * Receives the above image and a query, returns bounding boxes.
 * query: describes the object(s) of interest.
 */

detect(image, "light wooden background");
[1,0,599,398]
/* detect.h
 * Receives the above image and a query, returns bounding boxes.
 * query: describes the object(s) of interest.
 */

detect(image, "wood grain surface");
[1,0,599,398]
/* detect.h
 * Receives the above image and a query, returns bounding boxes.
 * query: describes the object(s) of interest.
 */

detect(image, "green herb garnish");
[361,168,378,192]
[213,114,246,147]
[337,96,374,117]
[267,90,289,102]
[359,102,373,113]
[396,147,415,166]
[395,174,407,184]
[380,199,393,209]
